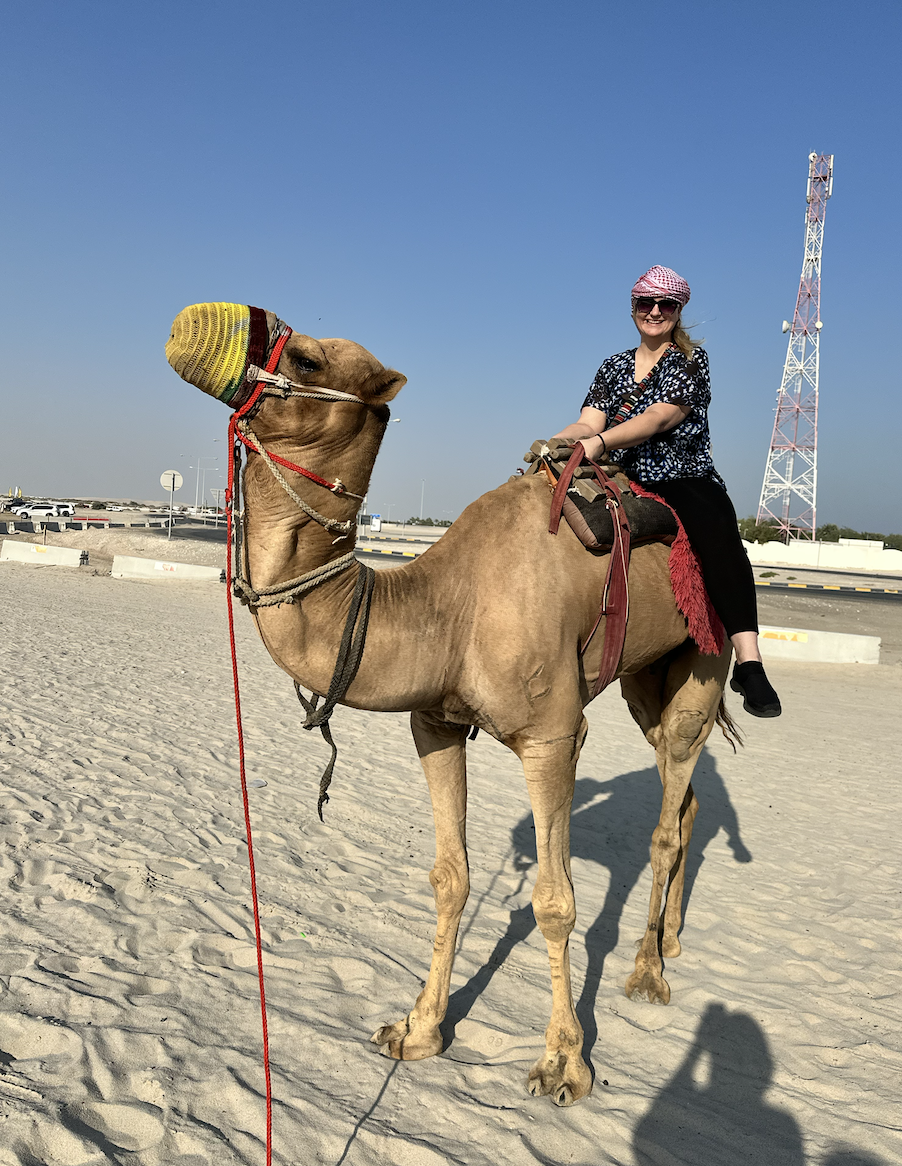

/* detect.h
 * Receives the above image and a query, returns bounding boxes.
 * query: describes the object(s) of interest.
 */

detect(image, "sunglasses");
[634,297,681,316]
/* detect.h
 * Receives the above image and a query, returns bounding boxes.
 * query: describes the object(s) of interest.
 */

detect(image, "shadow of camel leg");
[511,721,593,1106]
[622,645,731,1004]
[372,713,469,1060]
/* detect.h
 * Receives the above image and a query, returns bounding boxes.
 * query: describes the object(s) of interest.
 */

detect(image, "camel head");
[165,302,406,411]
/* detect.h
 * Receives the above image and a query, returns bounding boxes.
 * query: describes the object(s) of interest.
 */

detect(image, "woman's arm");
[602,401,690,451]
[552,402,689,462]
[551,405,608,444]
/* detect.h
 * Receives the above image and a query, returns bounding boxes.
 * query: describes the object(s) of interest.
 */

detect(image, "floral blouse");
[582,345,725,488]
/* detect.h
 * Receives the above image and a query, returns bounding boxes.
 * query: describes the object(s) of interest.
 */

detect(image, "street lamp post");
[420,479,425,521]
[200,463,218,513]
[188,457,218,513]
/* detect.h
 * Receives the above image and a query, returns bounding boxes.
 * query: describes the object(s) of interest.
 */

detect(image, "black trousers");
[639,477,758,638]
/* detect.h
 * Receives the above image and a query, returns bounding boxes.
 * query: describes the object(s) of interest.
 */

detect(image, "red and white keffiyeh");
[631,265,691,306]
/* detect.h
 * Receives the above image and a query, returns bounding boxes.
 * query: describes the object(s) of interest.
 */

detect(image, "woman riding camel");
[552,264,781,717]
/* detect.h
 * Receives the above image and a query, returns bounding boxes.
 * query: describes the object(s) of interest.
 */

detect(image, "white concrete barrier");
[743,539,902,573]
[759,624,880,664]
[111,555,225,583]
[1,541,87,567]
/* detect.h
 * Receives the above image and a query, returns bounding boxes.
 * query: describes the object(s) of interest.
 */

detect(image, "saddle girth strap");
[547,443,632,697]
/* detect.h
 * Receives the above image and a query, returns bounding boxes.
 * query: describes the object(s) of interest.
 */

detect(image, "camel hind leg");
[371,712,469,1060]
[621,644,731,1004]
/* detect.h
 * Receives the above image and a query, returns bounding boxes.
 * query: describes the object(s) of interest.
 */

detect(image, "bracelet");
[595,434,607,454]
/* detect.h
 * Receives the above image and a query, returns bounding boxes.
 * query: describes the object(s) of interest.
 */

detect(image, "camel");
[166,304,735,1107]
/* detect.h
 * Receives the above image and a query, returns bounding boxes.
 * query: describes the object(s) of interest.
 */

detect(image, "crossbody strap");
[607,343,676,427]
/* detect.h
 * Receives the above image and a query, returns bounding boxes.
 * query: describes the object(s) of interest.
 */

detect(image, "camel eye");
[292,353,321,374]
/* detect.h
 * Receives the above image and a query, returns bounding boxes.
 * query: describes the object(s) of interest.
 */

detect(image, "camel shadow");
[443,750,751,1056]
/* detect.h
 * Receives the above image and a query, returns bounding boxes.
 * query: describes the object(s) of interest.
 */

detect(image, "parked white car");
[10,502,75,518]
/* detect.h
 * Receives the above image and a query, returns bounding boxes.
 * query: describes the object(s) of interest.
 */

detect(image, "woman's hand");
[575,434,606,462]
[550,407,608,460]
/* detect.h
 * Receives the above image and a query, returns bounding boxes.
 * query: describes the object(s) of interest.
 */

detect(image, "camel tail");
[715,697,743,752]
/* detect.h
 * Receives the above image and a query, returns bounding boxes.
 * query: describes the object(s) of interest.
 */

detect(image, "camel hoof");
[526,1050,592,1107]
[625,967,671,1005]
[370,1015,442,1061]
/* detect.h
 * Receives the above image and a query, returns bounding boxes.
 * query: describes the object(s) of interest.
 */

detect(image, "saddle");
[517,438,723,697]
[522,438,678,552]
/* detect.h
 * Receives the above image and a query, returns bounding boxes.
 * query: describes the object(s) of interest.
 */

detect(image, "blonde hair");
[671,318,702,358]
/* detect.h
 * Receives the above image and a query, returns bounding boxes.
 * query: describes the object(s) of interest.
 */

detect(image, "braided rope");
[236,420,353,537]
[233,551,358,608]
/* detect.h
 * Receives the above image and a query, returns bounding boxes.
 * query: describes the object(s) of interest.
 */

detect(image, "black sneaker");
[730,661,782,718]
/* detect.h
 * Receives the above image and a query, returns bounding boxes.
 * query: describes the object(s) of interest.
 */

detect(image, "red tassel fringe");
[630,482,724,656]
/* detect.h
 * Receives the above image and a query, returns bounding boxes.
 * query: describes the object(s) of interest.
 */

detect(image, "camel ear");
[362,369,406,403]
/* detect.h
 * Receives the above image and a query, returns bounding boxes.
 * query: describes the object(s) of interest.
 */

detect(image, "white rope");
[245,366,363,403]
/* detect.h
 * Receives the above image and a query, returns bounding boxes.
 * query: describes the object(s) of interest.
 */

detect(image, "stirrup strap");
[547,444,632,696]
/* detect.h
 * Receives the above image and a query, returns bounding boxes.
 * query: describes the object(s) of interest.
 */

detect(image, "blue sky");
[1,0,899,531]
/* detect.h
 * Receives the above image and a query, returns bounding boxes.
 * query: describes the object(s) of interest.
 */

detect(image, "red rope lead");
[223,327,291,1165]
[225,534,273,1164]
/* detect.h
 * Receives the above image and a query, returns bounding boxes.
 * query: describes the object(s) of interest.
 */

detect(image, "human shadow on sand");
[443,750,751,1056]
[633,1003,804,1165]
[633,1005,890,1166]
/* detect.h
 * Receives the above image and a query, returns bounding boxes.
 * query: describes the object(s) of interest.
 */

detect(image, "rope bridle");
[228,353,369,607]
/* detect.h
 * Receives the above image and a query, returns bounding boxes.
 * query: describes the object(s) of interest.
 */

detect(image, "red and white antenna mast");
[757,152,834,540]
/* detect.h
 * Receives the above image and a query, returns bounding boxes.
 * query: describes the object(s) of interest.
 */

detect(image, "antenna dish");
[815,320,823,330]
[782,320,791,333]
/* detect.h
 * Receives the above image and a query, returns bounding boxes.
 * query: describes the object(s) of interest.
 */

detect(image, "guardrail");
[2,519,173,534]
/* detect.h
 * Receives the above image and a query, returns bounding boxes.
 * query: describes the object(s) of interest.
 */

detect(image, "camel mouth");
[165,302,272,407]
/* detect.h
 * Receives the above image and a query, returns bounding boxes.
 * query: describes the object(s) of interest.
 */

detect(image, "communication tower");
[756,152,834,539]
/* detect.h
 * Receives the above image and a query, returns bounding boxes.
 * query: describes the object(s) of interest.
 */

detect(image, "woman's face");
[633,297,679,343]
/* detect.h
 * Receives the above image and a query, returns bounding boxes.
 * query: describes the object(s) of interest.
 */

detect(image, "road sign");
[160,470,183,492]
[161,470,183,541]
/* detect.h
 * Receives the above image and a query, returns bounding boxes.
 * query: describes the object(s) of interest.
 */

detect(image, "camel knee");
[429,861,469,917]
[532,883,576,942]
[663,708,708,763]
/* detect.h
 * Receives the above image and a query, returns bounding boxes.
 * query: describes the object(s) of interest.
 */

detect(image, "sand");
[0,551,899,1166]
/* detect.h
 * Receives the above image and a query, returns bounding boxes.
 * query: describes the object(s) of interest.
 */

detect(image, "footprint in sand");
[37,954,180,1006]
[0,1013,83,1066]
[65,1100,165,1153]
[444,1018,540,1065]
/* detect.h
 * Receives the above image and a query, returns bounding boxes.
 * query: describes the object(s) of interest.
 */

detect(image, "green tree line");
[739,516,902,551]
[405,516,453,527]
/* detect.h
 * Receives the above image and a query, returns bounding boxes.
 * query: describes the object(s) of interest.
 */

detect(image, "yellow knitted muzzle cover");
[166,302,273,407]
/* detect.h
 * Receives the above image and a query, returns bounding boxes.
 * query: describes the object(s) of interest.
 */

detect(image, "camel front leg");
[623,648,730,1004]
[513,727,593,1106]
[371,712,469,1060]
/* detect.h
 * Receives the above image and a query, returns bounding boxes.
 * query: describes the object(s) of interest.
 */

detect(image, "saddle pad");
[538,459,678,552]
